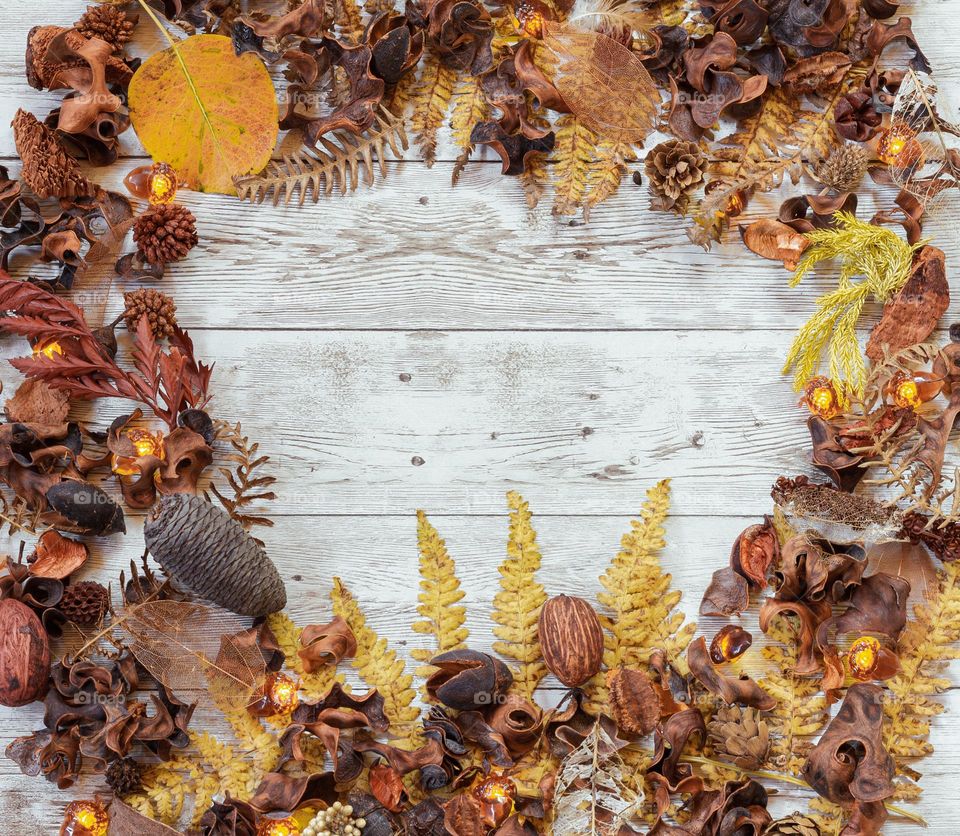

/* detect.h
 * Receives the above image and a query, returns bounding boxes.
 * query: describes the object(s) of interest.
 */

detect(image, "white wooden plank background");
[1,0,960,832]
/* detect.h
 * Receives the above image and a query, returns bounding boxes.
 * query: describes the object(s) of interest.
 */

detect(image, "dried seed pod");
[144,494,286,617]
[607,667,660,736]
[538,594,604,687]
[0,598,51,706]
[707,705,770,770]
[709,625,753,664]
[426,649,512,710]
[45,481,126,536]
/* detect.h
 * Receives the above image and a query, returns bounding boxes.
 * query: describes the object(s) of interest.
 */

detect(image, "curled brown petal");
[802,683,895,805]
[249,771,338,814]
[759,598,829,674]
[687,637,775,710]
[298,615,358,672]
[808,416,865,492]
[488,694,543,757]
[731,518,779,588]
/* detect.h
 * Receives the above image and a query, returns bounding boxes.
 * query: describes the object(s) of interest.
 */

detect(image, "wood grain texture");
[0,0,959,831]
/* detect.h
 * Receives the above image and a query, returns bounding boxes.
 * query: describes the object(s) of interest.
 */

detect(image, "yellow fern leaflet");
[129,35,278,195]
[543,22,659,144]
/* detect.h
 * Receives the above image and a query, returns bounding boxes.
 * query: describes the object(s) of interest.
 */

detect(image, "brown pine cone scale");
[765,814,821,836]
[133,204,198,266]
[105,757,143,795]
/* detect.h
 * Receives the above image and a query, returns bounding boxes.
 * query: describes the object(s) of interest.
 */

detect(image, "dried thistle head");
[812,144,868,192]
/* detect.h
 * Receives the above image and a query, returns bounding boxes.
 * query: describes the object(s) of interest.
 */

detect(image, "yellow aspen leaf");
[128,34,278,195]
[491,491,547,697]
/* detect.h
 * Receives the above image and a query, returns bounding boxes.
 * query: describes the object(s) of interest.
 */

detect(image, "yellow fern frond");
[331,577,420,735]
[884,562,960,802]
[759,619,829,776]
[412,510,469,679]
[266,611,343,700]
[450,75,489,185]
[552,115,596,216]
[491,491,548,697]
[584,140,634,219]
[521,151,549,209]
[586,479,694,712]
[411,54,457,166]
[334,0,364,42]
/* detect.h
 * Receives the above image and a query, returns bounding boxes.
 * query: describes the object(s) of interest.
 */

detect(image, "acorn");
[144,494,286,617]
[538,594,604,687]
[0,598,51,706]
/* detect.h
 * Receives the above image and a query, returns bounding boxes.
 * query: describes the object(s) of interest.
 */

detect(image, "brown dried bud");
[0,598,51,707]
[425,649,513,710]
[123,288,178,339]
[607,667,659,736]
[538,594,604,687]
[12,109,91,199]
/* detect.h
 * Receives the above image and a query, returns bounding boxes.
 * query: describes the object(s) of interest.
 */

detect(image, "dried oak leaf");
[5,379,70,426]
[469,121,555,176]
[801,683,895,805]
[298,614,358,671]
[739,219,810,270]
[687,637,775,710]
[700,566,750,616]
[28,530,88,579]
[866,246,948,362]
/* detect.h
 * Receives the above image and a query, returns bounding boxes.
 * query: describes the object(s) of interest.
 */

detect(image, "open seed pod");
[144,494,286,617]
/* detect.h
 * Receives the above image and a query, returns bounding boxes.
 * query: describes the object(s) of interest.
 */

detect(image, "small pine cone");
[123,288,178,338]
[75,5,137,51]
[105,757,143,795]
[813,144,868,192]
[144,494,286,617]
[645,139,705,214]
[133,204,199,266]
[707,705,770,770]
[764,814,821,836]
[59,581,109,626]
[12,109,91,199]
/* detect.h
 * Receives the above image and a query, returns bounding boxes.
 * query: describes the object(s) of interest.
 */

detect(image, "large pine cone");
[59,581,109,626]
[123,288,178,338]
[12,109,91,199]
[75,5,136,50]
[144,494,286,617]
[765,814,821,836]
[133,204,198,266]
[105,757,143,795]
[645,139,705,213]
[707,705,770,770]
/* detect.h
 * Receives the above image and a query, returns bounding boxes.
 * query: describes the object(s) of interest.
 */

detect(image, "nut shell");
[538,594,604,687]
[0,598,51,706]
[426,649,513,710]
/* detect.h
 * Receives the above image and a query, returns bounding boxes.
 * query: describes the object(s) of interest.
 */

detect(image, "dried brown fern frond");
[689,71,864,249]
[206,420,277,541]
[234,108,408,205]
[521,152,549,209]
[0,493,51,537]
[410,54,457,166]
